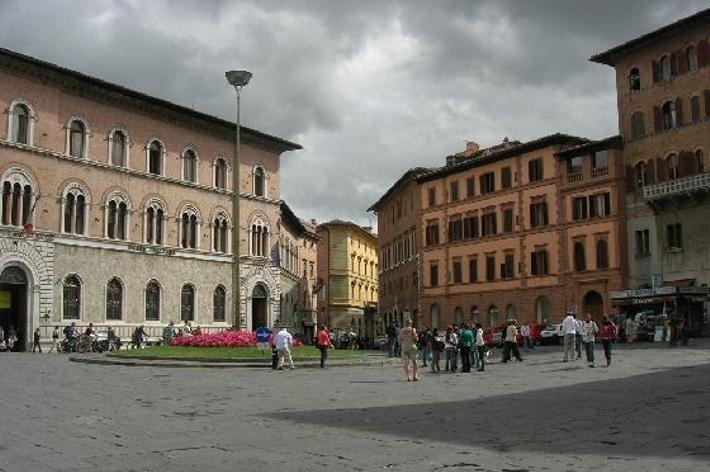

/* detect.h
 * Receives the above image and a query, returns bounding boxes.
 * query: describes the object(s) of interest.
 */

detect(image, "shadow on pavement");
[265,363,710,459]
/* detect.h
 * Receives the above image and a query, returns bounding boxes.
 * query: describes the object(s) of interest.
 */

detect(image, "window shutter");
[604,192,611,215]
[678,49,688,74]
[656,157,667,182]
[529,204,535,227]
[670,52,678,77]
[698,40,710,68]
[543,202,548,225]
[705,90,710,118]
[589,195,597,218]
[652,61,660,83]
[675,97,684,126]
[653,106,663,133]
[530,252,537,275]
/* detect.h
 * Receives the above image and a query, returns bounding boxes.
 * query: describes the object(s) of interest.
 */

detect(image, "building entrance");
[0,266,28,351]
[251,284,268,329]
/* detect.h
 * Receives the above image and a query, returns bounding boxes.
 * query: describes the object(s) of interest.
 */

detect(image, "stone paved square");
[1,343,710,472]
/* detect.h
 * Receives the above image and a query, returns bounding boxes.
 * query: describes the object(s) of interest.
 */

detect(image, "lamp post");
[225,70,252,328]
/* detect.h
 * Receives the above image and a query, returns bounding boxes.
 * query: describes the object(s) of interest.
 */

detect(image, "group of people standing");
[561,312,617,367]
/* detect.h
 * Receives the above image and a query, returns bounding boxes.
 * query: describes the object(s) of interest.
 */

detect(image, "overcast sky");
[1,0,706,227]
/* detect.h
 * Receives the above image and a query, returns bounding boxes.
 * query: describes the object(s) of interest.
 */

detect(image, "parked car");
[539,324,563,345]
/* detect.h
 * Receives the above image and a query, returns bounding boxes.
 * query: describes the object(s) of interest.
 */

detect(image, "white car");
[539,324,563,345]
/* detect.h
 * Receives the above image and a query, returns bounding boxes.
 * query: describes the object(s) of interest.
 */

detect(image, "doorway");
[251,284,268,329]
[583,291,604,318]
[0,266,28,351]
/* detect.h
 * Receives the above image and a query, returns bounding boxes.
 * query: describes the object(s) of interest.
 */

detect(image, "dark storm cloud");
[0,0,706,225]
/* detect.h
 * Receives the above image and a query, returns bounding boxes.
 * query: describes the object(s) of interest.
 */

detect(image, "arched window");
[686,45,698,72]
[454,307,464,326]
[10,103,30,144]
[488,305,499,327]
[250,217,269,257]
[662,101,677,130]
[148,140,163,175]
[110,130,128,167]
[145,280,161,321]
[68,120,87,158]
[631,111,645,139]
[1,170,33,227]
[596,239,609,269]
[181,284,195,321]
[106,277,123,320]
[180,206,199,249]
[667,153,679,180]
[253,166,265,197]
[182,149,198,183]
[62,185,88,235]
[430,303,441,329]
[213,285,226,322]
[62,275,81,320]
[106,193,129,240]
[660,55,671,81]
[691,96,701,123]
[635,161,648,188]
[573,241,586,272]
[212,213,229,253]
[145,200,165,245]
[506,304,516,318]
[214,158,227,190]
[628,68,640,91]
[697,150,705,174]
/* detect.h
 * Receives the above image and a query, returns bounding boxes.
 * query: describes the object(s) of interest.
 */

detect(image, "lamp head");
[226,70,252,88]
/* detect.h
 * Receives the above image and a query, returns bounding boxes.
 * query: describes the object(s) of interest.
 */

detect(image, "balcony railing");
[567,172,582,183]
[592,167,609,178]
[642,172,710,200]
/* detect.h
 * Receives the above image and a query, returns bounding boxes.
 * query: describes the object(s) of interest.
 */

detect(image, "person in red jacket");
[597,315,618,367]
[316,325,332,368]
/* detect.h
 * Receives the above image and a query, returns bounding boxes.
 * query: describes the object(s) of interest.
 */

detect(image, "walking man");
[386,321,397,357]
[475,323,486,372]
[562,312,577,362]
[316,325,331,368]
[398,319,419,381]
[275,326,295,370]
[597,315,617,367]
[32,328,42,353]
[580,313,598,368]
[573,313,583,360]
[502,320,523,363]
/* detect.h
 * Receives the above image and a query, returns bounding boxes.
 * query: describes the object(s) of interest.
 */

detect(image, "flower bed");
[169,329,302,348]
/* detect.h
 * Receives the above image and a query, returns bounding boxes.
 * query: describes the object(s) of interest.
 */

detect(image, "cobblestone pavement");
[1,342,709,472]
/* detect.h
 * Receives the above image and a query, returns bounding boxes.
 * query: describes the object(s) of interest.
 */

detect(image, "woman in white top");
[475,323,486,372]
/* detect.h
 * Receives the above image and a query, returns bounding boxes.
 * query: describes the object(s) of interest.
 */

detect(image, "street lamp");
[225,69,252,328]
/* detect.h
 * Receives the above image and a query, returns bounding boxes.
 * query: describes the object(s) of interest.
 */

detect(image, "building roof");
[367,167,432,212]
[590,8,710,66]
[317,219,378,243]
[416,133,588,183]
[0,47,302,153]
[280,202,318,239]
[556,135,623,158]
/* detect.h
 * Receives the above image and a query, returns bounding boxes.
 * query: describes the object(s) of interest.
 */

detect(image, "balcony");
[567,172,582,183]
[592,166,609,178]
[642,172,710,201]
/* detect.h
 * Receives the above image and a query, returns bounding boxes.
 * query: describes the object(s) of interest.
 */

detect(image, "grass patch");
[108,345,365,361]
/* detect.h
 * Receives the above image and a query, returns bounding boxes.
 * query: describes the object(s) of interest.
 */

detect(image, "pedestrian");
[520,323,532,351]
[162,321,176,344]
[573,313,583,360]
[6,326,17,352]
[132,325,147,349]
[680,316,690,346]
[459,323,473,373]
[0,325,4,345]
[49,326,61,353]
[562,312,577,362]
[386,321,397,357]
[274,326,295,370]
[580,313,598,368]
[444,327,458,373]
[398,319,419,381]
[474,323,486,372]
[316,325,331,368]
[32,328,42,353]
[624,315,636,343]
[502,320,523,363]
[431,328,444,373]
[417,326,428,367]
[597,315,617,367]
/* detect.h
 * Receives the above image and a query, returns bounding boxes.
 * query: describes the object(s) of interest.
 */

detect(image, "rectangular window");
[485,254,496,281]
[593,151,608,169]
[468,257,478,282]
[428,188,436,207]
[466,177,475,198]
[425,223,440,246]
[501,167,512,189]
[530,201,549,228]
[412,271,418,287]
[635,229,650,257]
[568,156,583,174]
[589,192,611,218]
[573,197,588,220]
[501,253,514,279]
[530,249,549,275]
[482,212,497,237]
[480,172,495,194]
[450,181,460,202]
[503,207,513,233]
[667,223,682,249]
[529,158,544,182]
[452,259,462,284]
[463,214,479,239]
[448,217,463,242]
[430,264,439,287]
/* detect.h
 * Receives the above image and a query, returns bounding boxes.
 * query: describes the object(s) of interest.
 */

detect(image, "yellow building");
[316,220,379,337]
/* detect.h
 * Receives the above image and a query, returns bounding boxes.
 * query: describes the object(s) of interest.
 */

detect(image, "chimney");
[466,141,480,154]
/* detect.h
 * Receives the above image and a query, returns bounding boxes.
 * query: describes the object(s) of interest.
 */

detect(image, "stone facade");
[0,48,300,348]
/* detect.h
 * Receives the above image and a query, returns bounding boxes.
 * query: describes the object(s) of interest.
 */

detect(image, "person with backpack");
[430,328,444,373]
